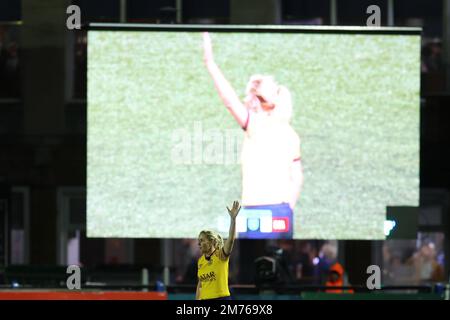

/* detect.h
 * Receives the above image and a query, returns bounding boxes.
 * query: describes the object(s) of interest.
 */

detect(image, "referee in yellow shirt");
[196,201,241,300]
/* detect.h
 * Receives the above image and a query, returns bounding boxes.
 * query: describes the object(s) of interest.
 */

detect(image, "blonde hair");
[244,74,293,122]
[199,230,224,251]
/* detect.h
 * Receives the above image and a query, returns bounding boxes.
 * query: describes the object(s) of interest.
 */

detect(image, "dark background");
[0,0,449,290]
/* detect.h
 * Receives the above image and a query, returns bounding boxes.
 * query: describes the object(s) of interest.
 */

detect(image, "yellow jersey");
[197,248,230,300]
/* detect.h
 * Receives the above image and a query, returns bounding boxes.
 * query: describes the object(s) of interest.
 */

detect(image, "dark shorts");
[238,203,294,239]
[207,295,232,300]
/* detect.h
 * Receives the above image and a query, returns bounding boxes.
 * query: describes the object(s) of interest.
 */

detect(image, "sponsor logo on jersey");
[199,271,216,282]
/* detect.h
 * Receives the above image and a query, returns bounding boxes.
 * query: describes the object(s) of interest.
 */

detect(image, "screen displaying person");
[202,32,303,239]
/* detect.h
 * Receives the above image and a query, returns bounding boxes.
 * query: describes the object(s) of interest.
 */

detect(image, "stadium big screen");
[87,25,420,240]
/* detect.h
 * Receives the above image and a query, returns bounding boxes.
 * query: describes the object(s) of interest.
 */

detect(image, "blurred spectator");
[421,38,443,73]
[325,262,343,292]
[411,242,445,284]
[276,240,296,282]
[314,242,336,284]
[294,241,315,284]
[384,253,416,286]
[383,235,446,286]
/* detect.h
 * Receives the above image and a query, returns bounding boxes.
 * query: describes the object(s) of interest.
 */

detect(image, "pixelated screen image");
[87,26,420,239]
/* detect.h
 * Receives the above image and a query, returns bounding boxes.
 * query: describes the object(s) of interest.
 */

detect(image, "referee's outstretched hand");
[227,201,241,219]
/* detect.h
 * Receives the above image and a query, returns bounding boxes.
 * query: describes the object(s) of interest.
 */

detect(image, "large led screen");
[87,26,420,239]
